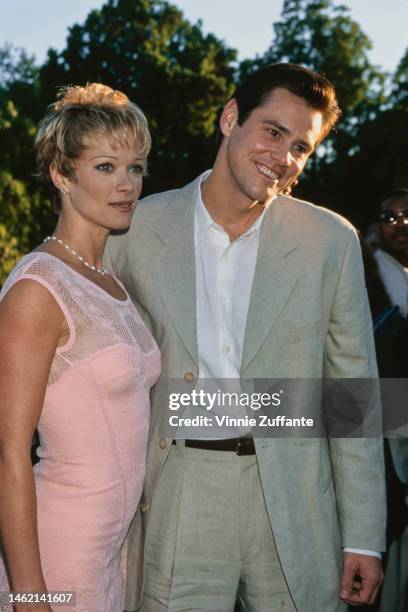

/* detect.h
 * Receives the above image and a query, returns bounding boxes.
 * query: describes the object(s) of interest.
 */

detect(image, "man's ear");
[49,164,70,194]
[219,99,239,138]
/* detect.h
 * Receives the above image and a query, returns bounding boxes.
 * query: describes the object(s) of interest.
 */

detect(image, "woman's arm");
[0,279,65,611]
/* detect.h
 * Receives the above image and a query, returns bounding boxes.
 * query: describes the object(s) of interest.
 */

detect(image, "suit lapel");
[146,178,200,364]
[241,197,301,373]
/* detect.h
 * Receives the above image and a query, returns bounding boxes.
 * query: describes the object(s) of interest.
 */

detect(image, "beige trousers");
[139,442,296,612]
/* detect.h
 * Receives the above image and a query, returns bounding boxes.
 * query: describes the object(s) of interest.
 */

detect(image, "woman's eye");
[130,164,145,175]
[96,162,113,172]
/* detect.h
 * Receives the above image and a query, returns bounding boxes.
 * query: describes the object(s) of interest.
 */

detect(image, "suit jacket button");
[159,438,167,449]
[184,372,195,383]
[140,503,149,514]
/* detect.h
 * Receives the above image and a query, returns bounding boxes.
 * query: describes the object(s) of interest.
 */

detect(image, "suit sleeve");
[325,228,386,551]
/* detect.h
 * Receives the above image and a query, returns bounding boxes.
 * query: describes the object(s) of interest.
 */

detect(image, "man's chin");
[257,185,280,202]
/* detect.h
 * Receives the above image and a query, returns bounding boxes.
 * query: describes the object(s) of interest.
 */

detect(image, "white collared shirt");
[374,249,408,316]
[175,171,269,438]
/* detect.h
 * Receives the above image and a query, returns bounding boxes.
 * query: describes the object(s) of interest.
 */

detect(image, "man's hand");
[340,552,383,606]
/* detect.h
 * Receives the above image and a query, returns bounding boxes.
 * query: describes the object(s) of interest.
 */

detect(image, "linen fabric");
[0,253,160,611]
[175,171,268,439]
[140,442,296,612]
[106,174,386,612]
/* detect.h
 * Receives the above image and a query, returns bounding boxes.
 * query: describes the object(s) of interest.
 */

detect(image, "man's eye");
[295,145,307,155]
[96,162,113,172]
[268,129,280,138]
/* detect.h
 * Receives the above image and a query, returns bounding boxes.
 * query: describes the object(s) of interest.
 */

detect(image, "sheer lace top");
[0,252,158,386]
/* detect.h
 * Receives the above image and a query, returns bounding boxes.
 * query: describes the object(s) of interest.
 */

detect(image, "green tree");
[391,47,408,107]
[0,44,41,178]
[336,106,408,230]
[0,43,38,89]
[0,96,37,181]
[242,0,385,126]
[0,43,41,122]
[39,0,237,193]
[0,171,53,262]
[0,46,52,283]
[322,43,408,229]
[0,223,22,285]
[1,1,237,281]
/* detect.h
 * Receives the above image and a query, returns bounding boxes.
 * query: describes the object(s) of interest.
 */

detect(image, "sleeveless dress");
[0,252,161,611]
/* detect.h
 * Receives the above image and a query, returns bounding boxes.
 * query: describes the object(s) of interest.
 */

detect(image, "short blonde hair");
[35,83,151,205]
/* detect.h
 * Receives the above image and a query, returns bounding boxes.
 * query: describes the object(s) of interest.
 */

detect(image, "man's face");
[218,87,324,206]
[377,197,408,262]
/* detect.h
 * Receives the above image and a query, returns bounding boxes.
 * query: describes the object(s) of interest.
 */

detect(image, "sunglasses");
[379,209,408,225]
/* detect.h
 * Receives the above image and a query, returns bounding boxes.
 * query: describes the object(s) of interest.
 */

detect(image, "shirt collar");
[195,170,274,242]
[195,171,214,239]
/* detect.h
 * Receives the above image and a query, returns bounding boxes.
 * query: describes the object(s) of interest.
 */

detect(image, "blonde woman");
[0,84,160,611]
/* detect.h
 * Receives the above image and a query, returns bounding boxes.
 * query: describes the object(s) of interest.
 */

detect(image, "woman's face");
[62,133,147,231]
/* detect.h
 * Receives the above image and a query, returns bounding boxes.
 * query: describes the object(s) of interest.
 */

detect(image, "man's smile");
[255,162,281,182]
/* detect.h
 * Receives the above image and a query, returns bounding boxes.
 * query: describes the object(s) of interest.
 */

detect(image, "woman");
[0,84,160,611]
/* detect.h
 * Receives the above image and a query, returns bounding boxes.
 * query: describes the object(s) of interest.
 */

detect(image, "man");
[374,189,408,317]
[106,63,386,611]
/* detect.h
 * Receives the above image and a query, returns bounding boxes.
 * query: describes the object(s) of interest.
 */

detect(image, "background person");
[366,190,408,612]
[373,188,408,317]
[0,84,160,612]
[106,63,386,612]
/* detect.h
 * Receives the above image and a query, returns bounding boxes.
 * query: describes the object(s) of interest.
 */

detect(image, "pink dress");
[0,253,160,611]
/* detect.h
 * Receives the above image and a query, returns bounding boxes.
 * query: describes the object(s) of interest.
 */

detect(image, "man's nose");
[271,146,292,167]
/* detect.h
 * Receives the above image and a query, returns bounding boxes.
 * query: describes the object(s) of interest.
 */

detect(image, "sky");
[0,0,407,72]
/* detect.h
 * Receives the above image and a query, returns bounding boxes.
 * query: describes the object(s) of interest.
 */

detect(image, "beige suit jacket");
[106,175,386,612]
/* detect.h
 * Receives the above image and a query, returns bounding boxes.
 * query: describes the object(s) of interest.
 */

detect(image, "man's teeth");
[256,164,280,180]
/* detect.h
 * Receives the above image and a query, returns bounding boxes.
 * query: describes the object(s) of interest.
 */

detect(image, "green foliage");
[0,97,37,181]
[242,0,385,124]
[0,43,42,123]
[0,45,54,285]
[39,0,237,192]
[0,43,38,88]
[0,171,53,255]
[328,106,408,227]
[0,223,22,286]
[0,45,39,178]
[0,172,35,286]
[391,47,408,108]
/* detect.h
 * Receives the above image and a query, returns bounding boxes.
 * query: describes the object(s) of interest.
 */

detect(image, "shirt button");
[184,372,196,383]
[140,503,149,514]
[224,346,231,353]
[159,438,167,449]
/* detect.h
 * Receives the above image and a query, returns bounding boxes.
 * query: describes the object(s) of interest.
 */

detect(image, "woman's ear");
[49,164,70,195]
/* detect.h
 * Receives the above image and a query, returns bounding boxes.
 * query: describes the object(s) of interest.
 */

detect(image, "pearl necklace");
[43,236,109,276]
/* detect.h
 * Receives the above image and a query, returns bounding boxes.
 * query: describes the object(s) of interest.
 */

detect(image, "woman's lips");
[110,201,134,213]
